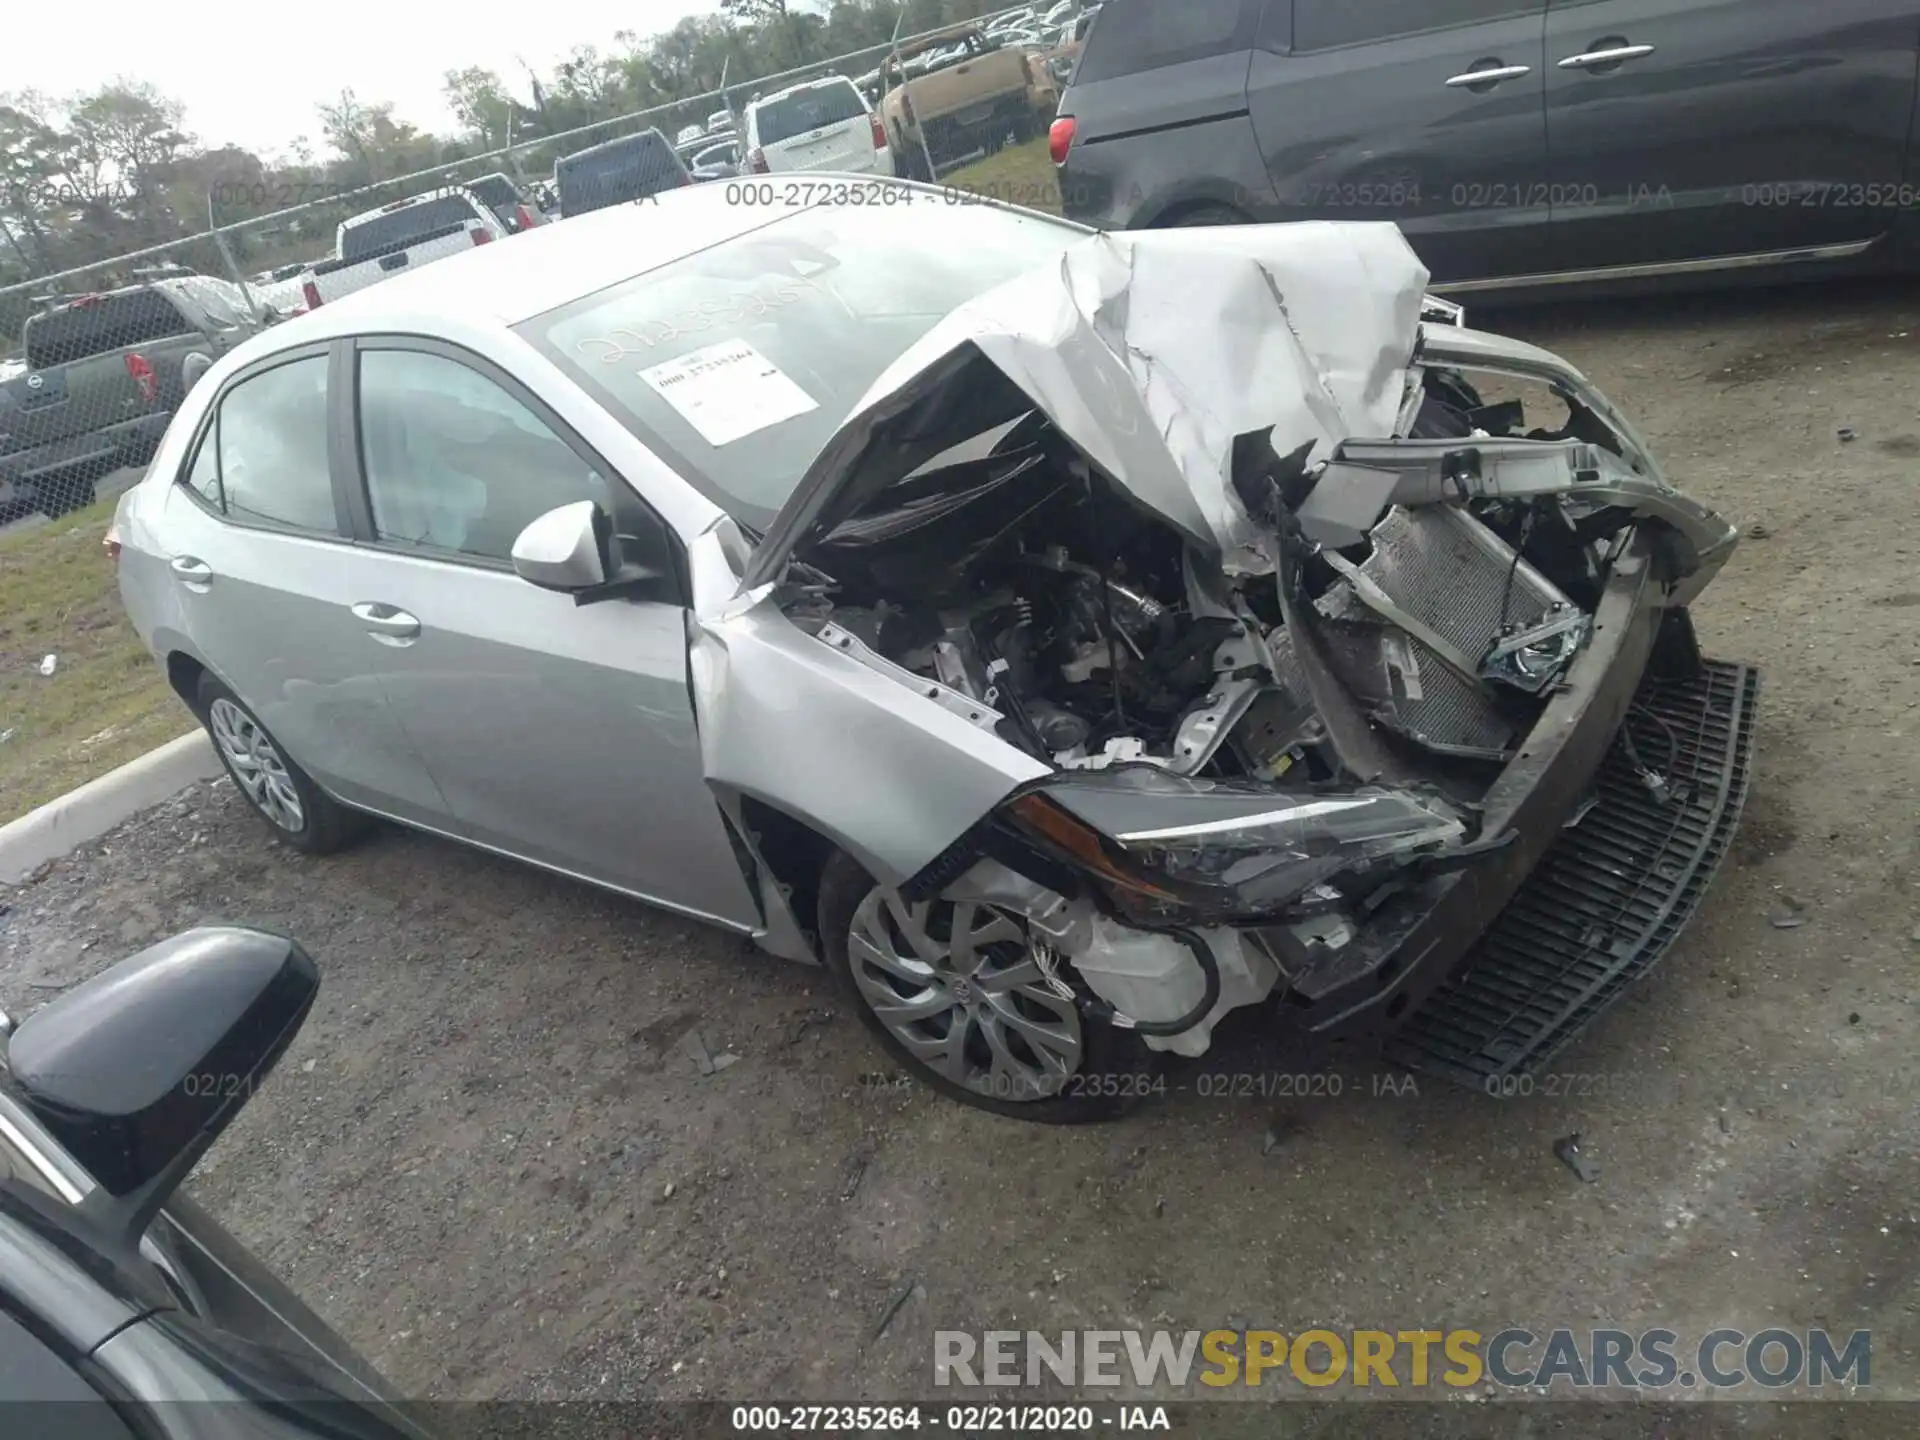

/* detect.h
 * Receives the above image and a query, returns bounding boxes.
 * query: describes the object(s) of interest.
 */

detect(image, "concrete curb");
[0,731,222,887]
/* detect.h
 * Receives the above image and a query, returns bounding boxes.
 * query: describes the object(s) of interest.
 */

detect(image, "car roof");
[751,73,857,107]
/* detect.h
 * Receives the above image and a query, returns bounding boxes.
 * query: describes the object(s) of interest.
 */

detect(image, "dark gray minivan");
[554,128,693,217]
[1053,0,1920,294]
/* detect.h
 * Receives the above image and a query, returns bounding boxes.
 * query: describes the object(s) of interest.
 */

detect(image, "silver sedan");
[112,180,1750,1121]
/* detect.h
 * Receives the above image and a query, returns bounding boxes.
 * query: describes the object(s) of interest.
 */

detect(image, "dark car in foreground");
[1,274,269,520]
[0,927,429,1436]
[1052,0,1920,296]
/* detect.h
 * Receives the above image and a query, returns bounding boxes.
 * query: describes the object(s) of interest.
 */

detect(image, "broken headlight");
[1002,770,1466,926]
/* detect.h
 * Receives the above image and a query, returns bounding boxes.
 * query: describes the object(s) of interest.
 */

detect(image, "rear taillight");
[870,113,887,150]
[302,279,322,310]
[515,204,538,230]
[748,147,769,174]
[471,227,493,246]
[124,353,158,405]
[1048,115,1077,166]
[103,525,122,563]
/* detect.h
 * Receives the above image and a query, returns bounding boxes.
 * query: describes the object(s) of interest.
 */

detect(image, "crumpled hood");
[742,220,1432,589]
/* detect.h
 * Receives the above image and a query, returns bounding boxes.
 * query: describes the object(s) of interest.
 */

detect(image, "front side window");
[186,357,336,533]
[356,348,607,564]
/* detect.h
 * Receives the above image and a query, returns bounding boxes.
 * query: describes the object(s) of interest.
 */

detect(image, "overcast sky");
[3,0,720,158]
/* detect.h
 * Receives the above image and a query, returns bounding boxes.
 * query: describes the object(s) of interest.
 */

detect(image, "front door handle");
[1559,42,1655,71]
[169,556,213,585]
[1446,62,1532,89]
[351,602,421,643]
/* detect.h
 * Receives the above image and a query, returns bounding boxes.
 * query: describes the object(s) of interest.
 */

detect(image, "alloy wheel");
[208,698,306,833]
[846,889,1083,1102]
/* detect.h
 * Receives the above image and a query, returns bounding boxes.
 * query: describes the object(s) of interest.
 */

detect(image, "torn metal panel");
[685,529,1048,889]
[743,222,1432,587]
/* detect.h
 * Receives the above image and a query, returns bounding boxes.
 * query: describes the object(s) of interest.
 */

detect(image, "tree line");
[0,0,1016,345]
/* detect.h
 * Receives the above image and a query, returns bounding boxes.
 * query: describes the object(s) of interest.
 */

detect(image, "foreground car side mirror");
[5,927,316,1250]
[511,500,678,607]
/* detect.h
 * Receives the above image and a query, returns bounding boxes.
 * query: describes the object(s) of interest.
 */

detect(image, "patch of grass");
[0,500,190,825]
[942,138,1061,216]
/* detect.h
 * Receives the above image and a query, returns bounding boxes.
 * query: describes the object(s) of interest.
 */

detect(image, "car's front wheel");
[196,674,368,855]
[818,851,1157,1123]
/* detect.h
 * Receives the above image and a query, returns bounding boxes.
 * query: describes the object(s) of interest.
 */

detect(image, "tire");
[817,851,1158,1124]
[195,673,369,855]
[1162,204,1250,229]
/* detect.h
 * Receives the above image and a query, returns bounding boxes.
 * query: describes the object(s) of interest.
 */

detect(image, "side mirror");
[5,927,316,1251]
[510,499,610,592]
[511,499,677,606]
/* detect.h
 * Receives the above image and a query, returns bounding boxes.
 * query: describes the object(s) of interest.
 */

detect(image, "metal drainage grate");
[1386,658,1761,1089]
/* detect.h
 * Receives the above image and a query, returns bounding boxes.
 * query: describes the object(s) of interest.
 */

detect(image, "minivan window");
[23,290,192,369]
[515,203,1080,528]
[340,196,482,264]
[1294,0,1545,53]
[556,132,687,215]
[753,82,868,147]
[1071,0,1261,83]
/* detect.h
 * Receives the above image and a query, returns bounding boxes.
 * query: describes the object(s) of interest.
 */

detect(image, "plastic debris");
[38,654,57,677]
[681,1029,740,1076]
[1837,427,1858,443]
[1554,1133,1601,1184]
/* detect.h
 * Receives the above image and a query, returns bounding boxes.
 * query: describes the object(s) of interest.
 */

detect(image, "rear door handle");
[170,556,213,585]
[1559,43,1655,70]
[1445,62,1533,89]
[351,602,421,643]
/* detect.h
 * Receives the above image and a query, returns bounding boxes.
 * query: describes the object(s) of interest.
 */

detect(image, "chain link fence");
[0,2,1079,824]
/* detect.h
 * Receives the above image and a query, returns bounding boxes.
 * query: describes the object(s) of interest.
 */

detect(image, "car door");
[160,343,448,819]
[1544,0,1920,274]
[1248,0,1551,285]
[335,335,760,929]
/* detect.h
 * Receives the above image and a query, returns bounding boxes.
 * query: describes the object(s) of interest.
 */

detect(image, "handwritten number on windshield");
[574,277,820,365]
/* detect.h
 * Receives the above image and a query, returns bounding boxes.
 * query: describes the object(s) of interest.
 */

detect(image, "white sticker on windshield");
[637,339,817,447]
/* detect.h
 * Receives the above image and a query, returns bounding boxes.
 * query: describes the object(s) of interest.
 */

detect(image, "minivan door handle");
[169,556,214,586]
[1559,43,1655,71]
[351,602,421,644]
[1445,62,1533,89]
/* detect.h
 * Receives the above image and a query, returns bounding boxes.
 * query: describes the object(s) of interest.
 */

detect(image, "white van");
[742,75,893,177]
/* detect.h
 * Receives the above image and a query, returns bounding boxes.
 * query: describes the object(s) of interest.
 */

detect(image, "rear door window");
[23,290,194,369]
[753,83,869,146]
[191,356,338,533]
[1072,0,1262,83]
[1294,0,1546,52]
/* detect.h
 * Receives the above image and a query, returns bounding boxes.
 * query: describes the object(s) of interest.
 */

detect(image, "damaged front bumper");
[687,220,1753,1086]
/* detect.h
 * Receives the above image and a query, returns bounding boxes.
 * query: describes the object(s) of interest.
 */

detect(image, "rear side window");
[1295,0,1545,53]
[190,356,337,533]
[340,197,483,263]
[1072,0,1261,83]
[753,83,869,147]
[23,291,192,369]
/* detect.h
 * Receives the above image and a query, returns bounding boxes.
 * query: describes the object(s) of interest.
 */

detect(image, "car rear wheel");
[817,851,1158,1123]
[196,675,368,855]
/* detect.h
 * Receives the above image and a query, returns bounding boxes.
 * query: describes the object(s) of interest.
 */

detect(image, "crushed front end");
[693,223,1756,1093]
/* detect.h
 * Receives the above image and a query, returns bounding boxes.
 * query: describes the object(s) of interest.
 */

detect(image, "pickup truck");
[299,187,508,311]
[881,26,1058,177]
[0,275,268,519]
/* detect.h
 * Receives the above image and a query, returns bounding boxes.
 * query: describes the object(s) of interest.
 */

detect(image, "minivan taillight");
[471,227,493,245]
[748,147,769,173]
[124,353,158,405]
[1048,115,1077,166]
[302,279,322,310]
[870,113,887,150]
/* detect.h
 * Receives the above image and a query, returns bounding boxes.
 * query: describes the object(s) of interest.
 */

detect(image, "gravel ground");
[2,277,1917,1409]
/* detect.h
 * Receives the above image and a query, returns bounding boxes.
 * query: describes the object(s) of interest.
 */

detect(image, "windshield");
[514,202,1080,528]
[753,83,867,146]
[341,197,481,262]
